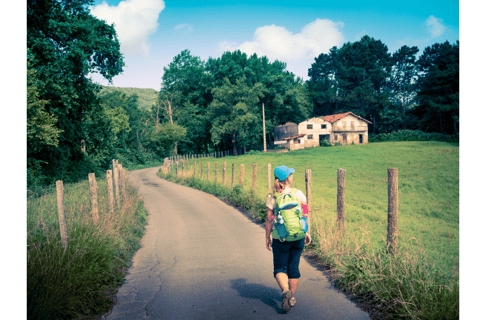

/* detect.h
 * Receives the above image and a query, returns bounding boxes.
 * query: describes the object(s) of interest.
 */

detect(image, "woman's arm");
[266,207,274,251]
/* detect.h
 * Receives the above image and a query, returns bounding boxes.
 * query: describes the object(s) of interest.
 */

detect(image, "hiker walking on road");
[265,165,312,312]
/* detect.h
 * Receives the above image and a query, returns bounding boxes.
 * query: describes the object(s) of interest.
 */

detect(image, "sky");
[88,0,459,90]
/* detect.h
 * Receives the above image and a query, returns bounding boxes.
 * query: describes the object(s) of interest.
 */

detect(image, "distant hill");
[99,86,158,109]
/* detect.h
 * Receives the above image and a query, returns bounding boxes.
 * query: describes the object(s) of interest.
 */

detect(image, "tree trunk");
[232,131,238,156]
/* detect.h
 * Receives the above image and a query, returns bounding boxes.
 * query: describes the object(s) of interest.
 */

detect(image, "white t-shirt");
[266,186,307,210]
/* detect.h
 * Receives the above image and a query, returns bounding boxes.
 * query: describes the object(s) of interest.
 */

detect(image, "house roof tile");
[322,112,372,124]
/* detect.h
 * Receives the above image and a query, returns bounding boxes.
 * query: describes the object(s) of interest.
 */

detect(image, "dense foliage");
[370,129,458,143]
[27,0,459,188]
[306,36,459,136]
[27,0,124,188]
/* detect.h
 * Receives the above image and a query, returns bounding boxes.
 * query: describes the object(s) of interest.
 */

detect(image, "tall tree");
[160,50,210,154]
[413,41,459,135]
[208,77,264,155]
[307,47,339,116]
[391,45,419,114]
[27,0,124,184]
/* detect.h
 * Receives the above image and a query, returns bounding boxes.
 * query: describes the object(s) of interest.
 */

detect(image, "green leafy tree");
[208,77,264,155]
[160,50,210,154]
[413,41,459,135]
[27,0,124,184]
[391,45,419,114]
[307,47,339,115]
[27,54,63,187]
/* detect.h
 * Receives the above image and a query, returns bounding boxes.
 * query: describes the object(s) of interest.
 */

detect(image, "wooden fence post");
[268,164,272,194]
[56,180,68,249]
[176,162,179,178]
[187,161,190,177]
[337,168,346,235]
[231,163,235,188]
[114,164,120,207]
[252,163,257,194]
[119,164,126,199]
[106,170,114,213]
[305,169,312,215]
[194,162,197,178]
[222,162,226,186]
[215,162,218,184]
[201,162,204,180]
[240,164,245,186]
[182,161,185,178]
[207,162,211,181]
[387,168,399,254]
[88,173,99,224]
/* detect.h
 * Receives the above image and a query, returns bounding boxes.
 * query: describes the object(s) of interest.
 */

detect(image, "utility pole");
[263,103,267,152]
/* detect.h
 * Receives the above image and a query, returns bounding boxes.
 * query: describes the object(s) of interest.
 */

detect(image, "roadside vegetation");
[159,140,459,319]
[27,177,148,319]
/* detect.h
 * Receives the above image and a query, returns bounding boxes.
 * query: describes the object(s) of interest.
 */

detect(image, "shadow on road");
[231,278,285,314]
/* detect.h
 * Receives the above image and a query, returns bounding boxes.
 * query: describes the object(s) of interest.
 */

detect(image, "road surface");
[105,166,370,319]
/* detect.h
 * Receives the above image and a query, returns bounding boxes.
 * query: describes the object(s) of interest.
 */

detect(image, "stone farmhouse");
[274,112,372,151]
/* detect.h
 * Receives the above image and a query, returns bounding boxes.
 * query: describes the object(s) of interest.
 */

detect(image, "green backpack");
[273,188,305,241]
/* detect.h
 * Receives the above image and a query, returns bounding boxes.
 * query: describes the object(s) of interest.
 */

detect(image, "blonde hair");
[274,175,292,193]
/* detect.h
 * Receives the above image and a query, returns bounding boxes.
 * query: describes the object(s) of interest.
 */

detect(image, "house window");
[307,124,313,130]
[351,121,355,127]
[335,135,338,140]
[321,124,326,129]
[295,139,301,144]
[307,134,313,139]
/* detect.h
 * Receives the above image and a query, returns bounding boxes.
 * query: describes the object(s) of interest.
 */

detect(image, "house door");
[342,134,347,145]
[359,134,363,144]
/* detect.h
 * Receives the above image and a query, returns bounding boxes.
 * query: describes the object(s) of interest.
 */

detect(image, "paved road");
[106,167,370,319]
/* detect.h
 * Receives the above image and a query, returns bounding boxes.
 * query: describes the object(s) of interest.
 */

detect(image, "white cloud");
[175,23,193,32]
[236,19,343,60]
[91,0,165,57]
[217,19,344,80]
[426,15,446,38]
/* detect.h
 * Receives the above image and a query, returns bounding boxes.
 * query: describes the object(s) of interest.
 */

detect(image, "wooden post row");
[231,163,235,188]
[252,163,257,194]
[56,180,68,249]
[305,169,312,216]
[106,170,114,213]
[114,164,120,207]
[387,168,399,254]
[240,164,245,186]
[337,168,346,235]
[222,162,226,186]
[88,173,99,225]
[119,164,126,199]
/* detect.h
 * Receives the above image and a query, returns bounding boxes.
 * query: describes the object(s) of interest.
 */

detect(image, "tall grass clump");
[312,215,459,319]
[27,177,148,319]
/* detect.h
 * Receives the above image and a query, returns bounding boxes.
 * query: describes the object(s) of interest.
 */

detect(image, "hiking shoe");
[289,297,296,307]
[282,290,293,312]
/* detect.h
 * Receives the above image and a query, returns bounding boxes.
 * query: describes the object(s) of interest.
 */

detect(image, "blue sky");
[89,0,459,90]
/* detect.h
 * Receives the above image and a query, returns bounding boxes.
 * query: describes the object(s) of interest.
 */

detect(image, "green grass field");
[185,142,458,266]
[165,141,459,318]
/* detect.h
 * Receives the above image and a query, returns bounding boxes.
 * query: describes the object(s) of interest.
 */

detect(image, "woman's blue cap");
[274,165,295,181]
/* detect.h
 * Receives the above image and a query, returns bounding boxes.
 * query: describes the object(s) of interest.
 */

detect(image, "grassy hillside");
[99,86,158,109]
[161,141,459,318]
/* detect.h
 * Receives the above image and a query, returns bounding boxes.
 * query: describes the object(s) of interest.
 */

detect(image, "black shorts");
[272,238,305,279]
